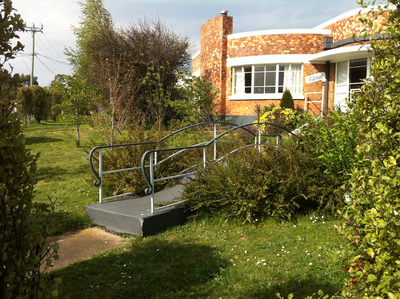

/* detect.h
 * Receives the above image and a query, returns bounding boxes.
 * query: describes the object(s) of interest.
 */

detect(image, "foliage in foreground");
[336,1,400,297]
[0,109,60,298]
[182,143,343,221]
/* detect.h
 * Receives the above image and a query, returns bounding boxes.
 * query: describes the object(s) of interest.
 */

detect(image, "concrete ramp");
[86,185,190,236]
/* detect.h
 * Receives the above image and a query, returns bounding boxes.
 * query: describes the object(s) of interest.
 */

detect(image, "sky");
[7,0,366,87]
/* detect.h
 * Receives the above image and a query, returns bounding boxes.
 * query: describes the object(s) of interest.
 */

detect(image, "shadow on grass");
[25,136,64,145]
[36,164,88,181]
[49,238,228,299]
[244,276,343,299]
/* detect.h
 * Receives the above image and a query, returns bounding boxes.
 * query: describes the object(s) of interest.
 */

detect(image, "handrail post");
[203,147,207,168]
[214,123,217,161]
[150,152,155,214]
[99,148,103,203]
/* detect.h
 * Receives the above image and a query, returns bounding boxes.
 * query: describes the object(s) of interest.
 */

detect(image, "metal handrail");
[88,121,245,203]
[88,121,293,206]
[140,122,295,213]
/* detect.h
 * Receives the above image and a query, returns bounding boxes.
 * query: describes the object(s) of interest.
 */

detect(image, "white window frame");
[230,64,304,100]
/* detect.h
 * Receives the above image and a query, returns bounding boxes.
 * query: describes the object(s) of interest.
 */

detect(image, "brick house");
[192,6,390,124]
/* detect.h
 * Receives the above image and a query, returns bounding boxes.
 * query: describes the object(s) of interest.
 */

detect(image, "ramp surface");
[86,185,190,236]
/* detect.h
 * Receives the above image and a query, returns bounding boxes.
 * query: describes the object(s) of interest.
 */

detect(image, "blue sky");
[9,0,368,86]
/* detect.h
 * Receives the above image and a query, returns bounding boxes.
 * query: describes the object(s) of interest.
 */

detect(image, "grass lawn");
[24,120,352,298]
[23,120,100,233]
[50,215,351,299]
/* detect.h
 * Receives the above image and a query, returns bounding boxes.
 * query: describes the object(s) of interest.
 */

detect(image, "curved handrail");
[88,121,248,187]
[158,121,256,143]
[88,141,157,187]
[141,122,296,194]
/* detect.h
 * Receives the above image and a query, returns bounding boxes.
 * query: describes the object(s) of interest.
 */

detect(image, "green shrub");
[181,142,342,222]
[0,108,60,298]
[300,110,360,187]
[280,89,294,110]
[335,1,400,298]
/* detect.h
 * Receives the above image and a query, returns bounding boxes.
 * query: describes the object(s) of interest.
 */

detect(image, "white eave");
[309,44,373,63]
[192,51,201,60]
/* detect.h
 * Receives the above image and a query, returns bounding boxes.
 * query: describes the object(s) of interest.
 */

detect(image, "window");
[335,57,371,109]
[233,64,302,96]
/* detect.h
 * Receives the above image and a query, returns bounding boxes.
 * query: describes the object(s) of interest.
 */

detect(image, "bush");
[300,110,360,187]
[0,108,60,298]
[335,1,400,297]
[280,89,294,110]
[181,142,343,222]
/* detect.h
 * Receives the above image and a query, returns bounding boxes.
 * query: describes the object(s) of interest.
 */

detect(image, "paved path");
[45,227,127,271]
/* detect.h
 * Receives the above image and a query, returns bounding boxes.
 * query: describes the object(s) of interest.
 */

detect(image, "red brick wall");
[200,14,233,115]
[192,55,201,74]
[228,34,325,58]
[323,10,388,42]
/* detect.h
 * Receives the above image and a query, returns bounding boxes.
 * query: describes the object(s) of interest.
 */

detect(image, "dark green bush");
[0,108,60,298]
[280,89,294,110]
[181,142,343,222]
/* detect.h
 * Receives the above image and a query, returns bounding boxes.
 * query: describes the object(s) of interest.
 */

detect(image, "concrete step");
[86,185,190,237]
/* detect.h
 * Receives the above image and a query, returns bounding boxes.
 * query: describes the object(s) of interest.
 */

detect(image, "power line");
[35,55,57,76]
[36,34,71,73]
[42,33,69,64]
[20,55,31,73]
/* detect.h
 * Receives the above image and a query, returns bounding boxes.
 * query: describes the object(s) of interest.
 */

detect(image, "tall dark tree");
[66,0,191,124]
[19,73,38,86]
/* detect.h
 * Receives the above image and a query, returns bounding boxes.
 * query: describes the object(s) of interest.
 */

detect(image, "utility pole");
[25,23,43,86]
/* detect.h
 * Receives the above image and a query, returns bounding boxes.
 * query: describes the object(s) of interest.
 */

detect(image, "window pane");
[279,64,288,71]
[254,73,264,86]
[350,58,367,68]
[245,73,252,87]
[245,87,252,93]
[266,73,276,85]
[244,66,252,72]
[265,87,275,93]
[254,65,264,72]
[279,72,284,86]
[254,87,264,94]
[278,86,284,93]
[337,61,348,72]
[349,66,367,83]
[266,65,276,72]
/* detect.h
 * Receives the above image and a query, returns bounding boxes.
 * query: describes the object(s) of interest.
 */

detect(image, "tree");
[19,74,38,86]
[120,18,191,123]
[56,74,89,147]
[337,1,400,297]
[65,0,116,79]
[89,56,137,146]
[47,75,65,121]
[0,0,23,115]
[1,1,60,298]
[17,85,49,124]
[67,1,191,124]
[174,70,219,125]
[280,89,294,110]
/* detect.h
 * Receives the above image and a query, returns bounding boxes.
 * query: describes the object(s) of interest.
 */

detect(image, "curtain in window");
[234,67,244,94]
[283,65,301,94]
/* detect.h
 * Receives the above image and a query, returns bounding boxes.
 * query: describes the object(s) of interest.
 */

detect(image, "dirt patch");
[45,227,128,271]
